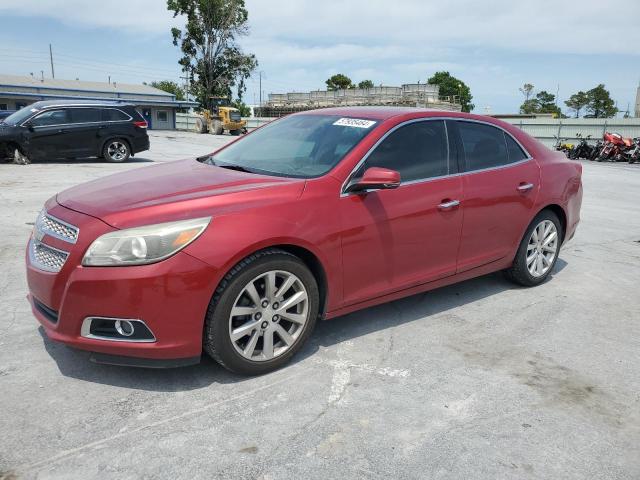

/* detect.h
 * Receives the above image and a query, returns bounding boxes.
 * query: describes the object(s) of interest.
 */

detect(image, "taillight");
[133,120,148,129]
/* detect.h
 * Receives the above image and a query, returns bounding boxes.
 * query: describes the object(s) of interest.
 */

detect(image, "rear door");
[451,120,540,272]
[67,107,102,157]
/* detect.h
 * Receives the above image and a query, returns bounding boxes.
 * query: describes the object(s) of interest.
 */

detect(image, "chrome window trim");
[28,238,69,273]
[341,118,451,196]
[20,106,132,128]
[340,116,533,197]
[80,317,157,343]
[37,211,79,244]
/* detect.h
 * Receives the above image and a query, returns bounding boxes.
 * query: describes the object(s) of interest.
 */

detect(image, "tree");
[564,91,589,118]
[519,99,539,114]
[519,90,561,116]
[535,90,560,115]
[326,74,353,91]
[167,0,258,107]
[519,83,534,102]
[232,100,251,116]
[585,84,617,118]
[150,80,185,101]
[357,79,374,89]
[427,71,474,112]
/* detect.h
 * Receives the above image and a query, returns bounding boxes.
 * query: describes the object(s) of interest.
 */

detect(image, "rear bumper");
[132,134,150,154]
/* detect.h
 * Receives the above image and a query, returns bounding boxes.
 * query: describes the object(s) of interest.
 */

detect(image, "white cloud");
[1,0,638,111]
[0,0,182,34]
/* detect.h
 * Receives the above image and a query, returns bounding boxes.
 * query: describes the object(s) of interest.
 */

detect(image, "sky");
[0,0,638,115]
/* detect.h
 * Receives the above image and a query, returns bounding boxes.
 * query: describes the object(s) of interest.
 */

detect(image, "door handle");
[57,129,68,134]
[517,182,534,193]
[438,199,460,211]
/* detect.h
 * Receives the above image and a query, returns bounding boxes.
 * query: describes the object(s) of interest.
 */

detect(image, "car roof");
[296,106,493,122]
[28,100,137,109]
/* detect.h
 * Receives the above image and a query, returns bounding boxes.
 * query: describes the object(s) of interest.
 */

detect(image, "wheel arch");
[537,204,567,242]
[207,241,331,321]
[269,244,329,319]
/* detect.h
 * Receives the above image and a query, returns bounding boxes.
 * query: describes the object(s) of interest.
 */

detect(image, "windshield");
[3,106,39,126]
[208,114,378,178]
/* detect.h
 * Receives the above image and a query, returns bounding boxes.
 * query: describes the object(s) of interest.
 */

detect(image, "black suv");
[0,100,149,163]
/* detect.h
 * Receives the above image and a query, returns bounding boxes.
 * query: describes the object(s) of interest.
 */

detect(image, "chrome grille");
[29,239,69,272]
[36,210,79,243]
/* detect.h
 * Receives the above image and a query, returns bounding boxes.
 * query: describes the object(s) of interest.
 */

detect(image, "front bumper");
[26,202,218,364]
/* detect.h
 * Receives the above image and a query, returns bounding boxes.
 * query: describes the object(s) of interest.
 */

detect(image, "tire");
[103,139,130,163]
[230,129,241,136]
[194,117,207,134]
[504,210,562,287]
[203,249,319,375]
[211,120,224,135]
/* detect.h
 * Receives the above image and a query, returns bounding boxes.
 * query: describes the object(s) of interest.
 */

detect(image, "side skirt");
[324,257,511,320]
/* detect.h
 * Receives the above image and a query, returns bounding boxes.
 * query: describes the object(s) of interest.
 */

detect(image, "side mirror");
[346,167,401,194]
[24,121,34,131]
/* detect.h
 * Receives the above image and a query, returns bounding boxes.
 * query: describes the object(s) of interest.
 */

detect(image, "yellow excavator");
[193,97,247,136]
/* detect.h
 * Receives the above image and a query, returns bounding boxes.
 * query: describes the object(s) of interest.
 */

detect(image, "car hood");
[57,159,305,229]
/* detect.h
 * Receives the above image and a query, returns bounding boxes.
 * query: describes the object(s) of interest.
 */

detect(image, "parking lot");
[1,130,639,479]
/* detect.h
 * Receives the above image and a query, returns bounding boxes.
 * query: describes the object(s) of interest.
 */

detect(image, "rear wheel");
[230,129,241,136]
[203,249,319,375]
[103,139,130,163]
[504,210,562,287]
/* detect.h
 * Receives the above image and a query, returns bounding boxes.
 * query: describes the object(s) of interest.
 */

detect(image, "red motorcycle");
[597,132,634,162]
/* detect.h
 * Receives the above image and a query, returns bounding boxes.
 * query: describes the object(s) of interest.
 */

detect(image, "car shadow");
[27,157,154,164]
[39,259,567,392]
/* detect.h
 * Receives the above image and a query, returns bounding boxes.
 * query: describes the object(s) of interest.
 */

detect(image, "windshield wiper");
[202,155,254,173]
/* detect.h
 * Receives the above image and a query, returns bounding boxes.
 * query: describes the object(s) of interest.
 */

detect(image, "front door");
[451,120,540,272]
[26,109,72,159]
[340,119,464,306]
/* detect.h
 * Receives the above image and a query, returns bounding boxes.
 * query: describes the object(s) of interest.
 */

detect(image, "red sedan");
[26,107,583,375]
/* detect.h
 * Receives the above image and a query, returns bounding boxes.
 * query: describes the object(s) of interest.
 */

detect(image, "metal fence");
[177,113,640,149]
[500,117,640,148]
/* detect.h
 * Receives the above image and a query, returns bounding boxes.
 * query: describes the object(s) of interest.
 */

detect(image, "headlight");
[82,217,211,266]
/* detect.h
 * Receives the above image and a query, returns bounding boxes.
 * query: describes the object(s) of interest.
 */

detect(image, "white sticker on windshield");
[333,118,376,129]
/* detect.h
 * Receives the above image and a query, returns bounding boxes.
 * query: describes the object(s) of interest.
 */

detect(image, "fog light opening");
[114,320,135,337]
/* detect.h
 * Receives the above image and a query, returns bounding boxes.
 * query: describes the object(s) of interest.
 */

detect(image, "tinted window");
[70,108,101,123]
[102,108,130,121]
[355,120,449,183]
[31,109,69,126]
[505,133,528,162]
[211,115,375,178]
[458,121,510,171]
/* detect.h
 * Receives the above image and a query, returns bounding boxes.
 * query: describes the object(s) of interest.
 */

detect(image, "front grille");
[36,211,79,243]
[29,239,69,272]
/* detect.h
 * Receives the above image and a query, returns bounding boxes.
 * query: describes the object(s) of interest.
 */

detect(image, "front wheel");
[504,210,562,287]
[204,249,319,375]
[103,139,130,163]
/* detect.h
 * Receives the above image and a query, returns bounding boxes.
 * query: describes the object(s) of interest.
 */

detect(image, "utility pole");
[259,71,262,106]
[179,73,190,102]
[49,44,55,79]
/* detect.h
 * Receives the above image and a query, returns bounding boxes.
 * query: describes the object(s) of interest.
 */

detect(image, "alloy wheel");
[228,270,309,361]
[526,220,558,277]
[107,141,128,161]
